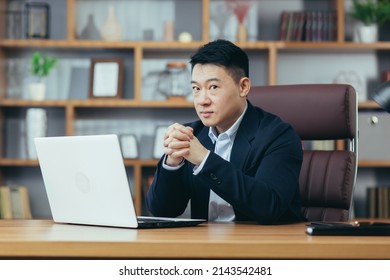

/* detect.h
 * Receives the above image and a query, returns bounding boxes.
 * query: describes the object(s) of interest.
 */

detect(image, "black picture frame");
[89,58,124,99]
[25,2,50,39]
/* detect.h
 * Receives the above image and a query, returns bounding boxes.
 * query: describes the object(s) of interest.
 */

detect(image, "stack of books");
[279,10,337,42]
[0,186,32,219]
[367,186,390,219]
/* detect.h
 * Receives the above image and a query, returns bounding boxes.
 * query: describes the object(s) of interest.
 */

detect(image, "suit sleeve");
[146,157,192,217]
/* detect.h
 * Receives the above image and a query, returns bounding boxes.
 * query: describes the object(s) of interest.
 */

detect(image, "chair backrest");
[248,84,357,222]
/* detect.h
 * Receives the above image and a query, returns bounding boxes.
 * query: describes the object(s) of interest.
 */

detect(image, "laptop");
[34,134,205,229]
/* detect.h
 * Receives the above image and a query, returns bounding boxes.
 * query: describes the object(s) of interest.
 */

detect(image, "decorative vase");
[163,20,174,41]
[100,5,122,41]
[354,23,378,43]
[80,14,101,40]
[210,2,229,40]
[28,82,45,100]
[236,22,248,42]
[25,108,47,159]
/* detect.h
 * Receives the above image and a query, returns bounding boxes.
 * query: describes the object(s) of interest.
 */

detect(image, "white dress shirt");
[205,104,247,221]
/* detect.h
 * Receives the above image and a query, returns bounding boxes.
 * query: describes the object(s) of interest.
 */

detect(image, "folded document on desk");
[306,221,390,236]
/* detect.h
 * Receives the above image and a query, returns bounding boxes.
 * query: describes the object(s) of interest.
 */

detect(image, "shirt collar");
[208,101,248,144]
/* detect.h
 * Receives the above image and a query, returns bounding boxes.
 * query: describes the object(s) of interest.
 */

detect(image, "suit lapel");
[197,126,214,151]
[230,101,259,169]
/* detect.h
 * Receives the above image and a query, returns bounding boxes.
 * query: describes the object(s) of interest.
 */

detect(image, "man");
[146,39,304,224]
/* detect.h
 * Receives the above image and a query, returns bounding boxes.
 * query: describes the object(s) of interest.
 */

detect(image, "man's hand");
[184,136,209,166]
[163,123,208,167]
[164,123,193,166]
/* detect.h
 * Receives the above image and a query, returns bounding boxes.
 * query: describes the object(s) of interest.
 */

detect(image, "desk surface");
[0,219,390,259]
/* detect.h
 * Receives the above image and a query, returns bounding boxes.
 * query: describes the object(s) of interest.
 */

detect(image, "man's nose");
[197,90,211,105]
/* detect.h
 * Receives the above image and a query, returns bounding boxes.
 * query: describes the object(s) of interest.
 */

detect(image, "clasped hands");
[164,123,208,167]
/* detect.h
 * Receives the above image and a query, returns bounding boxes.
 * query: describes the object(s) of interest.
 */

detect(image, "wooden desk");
[0,219,389,259]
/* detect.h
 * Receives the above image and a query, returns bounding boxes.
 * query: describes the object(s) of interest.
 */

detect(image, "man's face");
[191,64,249,134]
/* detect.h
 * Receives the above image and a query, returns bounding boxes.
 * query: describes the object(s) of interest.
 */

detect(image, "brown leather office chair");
[248,84,357,222]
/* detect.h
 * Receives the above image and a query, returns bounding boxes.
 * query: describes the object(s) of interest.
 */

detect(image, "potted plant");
[29,51,57,100]
[350,0,390,42]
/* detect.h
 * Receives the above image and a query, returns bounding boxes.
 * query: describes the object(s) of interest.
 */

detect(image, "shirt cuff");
[193,150,210,175]
[162,155,185,171]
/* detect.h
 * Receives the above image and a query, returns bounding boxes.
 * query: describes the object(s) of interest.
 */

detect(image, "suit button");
[210,173,218,180]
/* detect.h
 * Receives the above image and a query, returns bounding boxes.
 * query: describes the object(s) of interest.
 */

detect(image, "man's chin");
[200,119,215,128]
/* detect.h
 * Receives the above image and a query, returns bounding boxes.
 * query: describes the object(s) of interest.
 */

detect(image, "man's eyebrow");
[191,78,221,84]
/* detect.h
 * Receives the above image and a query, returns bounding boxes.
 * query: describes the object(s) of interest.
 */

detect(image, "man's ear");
[239,77,251,97]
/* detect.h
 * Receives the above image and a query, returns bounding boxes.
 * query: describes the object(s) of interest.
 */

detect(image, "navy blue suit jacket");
[146,101,304,224]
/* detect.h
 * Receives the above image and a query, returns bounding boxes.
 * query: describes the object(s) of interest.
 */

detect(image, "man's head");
[189,39,249,83]
[189,40,251,134]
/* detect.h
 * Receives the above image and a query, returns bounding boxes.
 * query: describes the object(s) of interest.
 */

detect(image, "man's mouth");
[200,111,213,118]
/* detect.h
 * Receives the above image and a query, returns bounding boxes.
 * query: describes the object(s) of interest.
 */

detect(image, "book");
[285,12,295,41]
[378,187,389,219]
[0,186,32,219]
[294,11,305,41]
[305,11,313,42]
[366,186,390,219]
[0,186,12,219]
[10,186,32,219]
[366,187,378,218]
[279,11,289,40]
[329,10,337,41]
[316,10,323,41]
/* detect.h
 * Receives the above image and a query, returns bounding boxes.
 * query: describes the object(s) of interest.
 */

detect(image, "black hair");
[189,39,249,83]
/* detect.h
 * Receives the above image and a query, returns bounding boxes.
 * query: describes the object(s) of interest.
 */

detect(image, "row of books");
[367,186,390,219]
[280,10,337,42]
[0,186,32,219]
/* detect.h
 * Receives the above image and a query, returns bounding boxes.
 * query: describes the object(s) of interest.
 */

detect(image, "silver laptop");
[34,134,205,229]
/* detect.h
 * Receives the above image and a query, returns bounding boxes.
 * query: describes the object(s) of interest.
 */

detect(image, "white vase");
[354,24,378,43]
[25,108,47,159]
[28,82,46,100]
[100,5,122,41]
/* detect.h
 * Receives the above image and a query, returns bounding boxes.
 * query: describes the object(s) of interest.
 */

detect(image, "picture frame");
[153,126,168,159]
[89,58,124,99]
[25,2,50,39]
[120,134,138,159]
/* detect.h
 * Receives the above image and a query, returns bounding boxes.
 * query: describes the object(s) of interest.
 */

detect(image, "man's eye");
[210,85,218,92]
[192,86,200,93]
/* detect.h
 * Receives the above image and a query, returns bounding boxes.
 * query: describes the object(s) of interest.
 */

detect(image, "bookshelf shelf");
[359,160,390,168]
[0,99,194,108]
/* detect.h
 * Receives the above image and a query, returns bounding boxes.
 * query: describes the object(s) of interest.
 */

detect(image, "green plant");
[350,0,390,25]
[30,51,57,80]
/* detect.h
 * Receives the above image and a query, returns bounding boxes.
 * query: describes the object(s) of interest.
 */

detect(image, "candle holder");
[225,0,252,42]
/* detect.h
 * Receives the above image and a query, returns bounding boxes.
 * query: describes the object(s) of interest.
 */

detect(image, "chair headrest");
[248,84,357,140]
